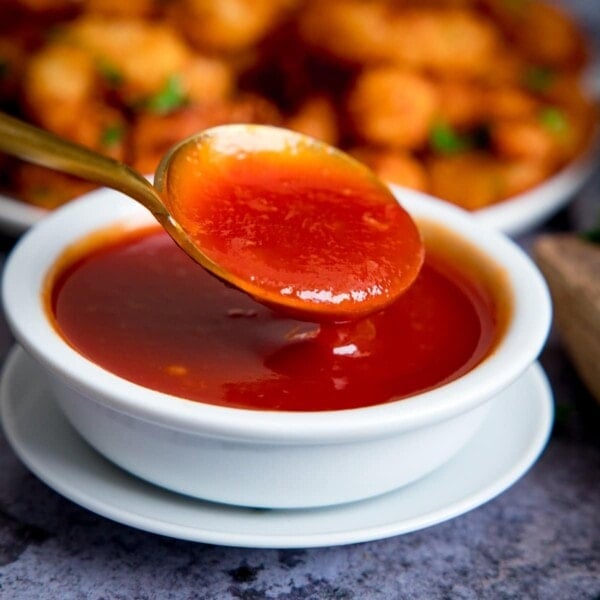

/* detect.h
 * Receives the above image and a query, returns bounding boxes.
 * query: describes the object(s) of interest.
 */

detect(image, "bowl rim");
[2,187,552,443]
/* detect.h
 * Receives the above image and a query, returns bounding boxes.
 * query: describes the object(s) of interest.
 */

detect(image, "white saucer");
[0,346,553,549]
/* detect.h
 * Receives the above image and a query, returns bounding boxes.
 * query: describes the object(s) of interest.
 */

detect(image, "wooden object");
[534,234,600,403]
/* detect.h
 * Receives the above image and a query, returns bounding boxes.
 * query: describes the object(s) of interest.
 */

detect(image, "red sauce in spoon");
[159,127,424,321]
[50,226,498,411]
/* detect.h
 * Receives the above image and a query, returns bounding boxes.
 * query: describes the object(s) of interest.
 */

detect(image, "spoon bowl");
[155,124,424,320]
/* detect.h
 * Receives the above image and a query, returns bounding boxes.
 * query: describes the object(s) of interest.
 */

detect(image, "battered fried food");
[298,0,398,64]
[285,96,339,145]
[131,95,281,174]
[0,0,595,213]
[61,16,193,105]
[490,108,586,168]
[484,0,588,69]
[166,0,298,54]
[350,147,429,192]
[347,67,439,149]
[428,152,504,210]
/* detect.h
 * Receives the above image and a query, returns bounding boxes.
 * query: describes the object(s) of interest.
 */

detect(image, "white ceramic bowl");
[1,187,551,509]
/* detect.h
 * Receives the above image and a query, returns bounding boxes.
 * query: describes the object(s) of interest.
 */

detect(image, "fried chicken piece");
[350,147,429,192]
[347,67,438,149]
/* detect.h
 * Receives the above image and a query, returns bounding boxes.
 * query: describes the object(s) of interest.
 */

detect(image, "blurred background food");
[0,0,596,210]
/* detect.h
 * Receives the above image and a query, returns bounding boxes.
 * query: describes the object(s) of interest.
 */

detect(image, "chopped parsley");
[429,122,472,155]
[100,123,125,148]
[145,74,187,115]
[539,107,569,135]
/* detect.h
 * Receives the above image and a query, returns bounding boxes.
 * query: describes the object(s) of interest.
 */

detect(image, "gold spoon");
[0,111,211,277]
[0,112,423,320]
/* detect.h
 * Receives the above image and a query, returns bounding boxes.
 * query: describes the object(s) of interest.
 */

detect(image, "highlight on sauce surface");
[157,125,424,321]
[48,224,504,412]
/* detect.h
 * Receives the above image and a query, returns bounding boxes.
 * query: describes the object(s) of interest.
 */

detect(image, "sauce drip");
[51,228,497,411]
[161,128,424,320]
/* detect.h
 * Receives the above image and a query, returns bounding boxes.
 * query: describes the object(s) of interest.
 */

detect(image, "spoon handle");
[0,112,166,216]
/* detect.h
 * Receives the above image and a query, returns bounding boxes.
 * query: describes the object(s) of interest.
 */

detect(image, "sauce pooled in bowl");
[48,220,507,411]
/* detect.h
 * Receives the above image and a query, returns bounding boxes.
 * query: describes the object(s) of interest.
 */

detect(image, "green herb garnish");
[145,74,186,115]
[100,123,125,148]
[98,61,124,88]
[539,107,569,135]
[430,122,472,155]
[523,66,556,93]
